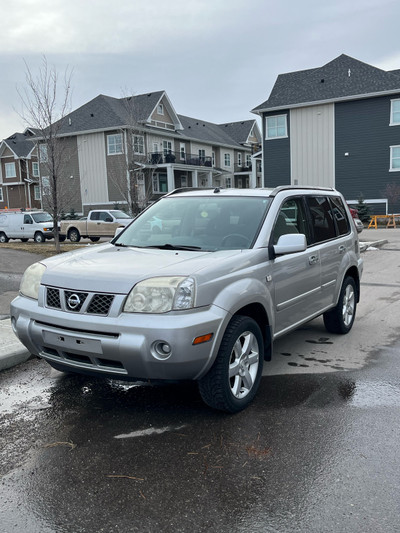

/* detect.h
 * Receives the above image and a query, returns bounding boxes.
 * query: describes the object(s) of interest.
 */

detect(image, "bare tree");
[381,182,400,214]
[17,56,74,252]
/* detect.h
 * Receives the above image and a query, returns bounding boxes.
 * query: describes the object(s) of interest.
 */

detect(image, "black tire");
[68,228,81,243]
[0,232,9,243]
[90,237,100,242]
[59,235,66,242]
[20,238,29,242]
[323,276,357,334]
[198,315,264,413]
[34,232,45,243]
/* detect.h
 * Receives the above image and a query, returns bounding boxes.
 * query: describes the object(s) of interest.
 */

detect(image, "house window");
[157,103,164,115]
[390,99,400,125]
[34,185,41,200]
[133,135,145,155]
[266,115,287,139]
[180,143,186,160]
[199,149,205,163]
[107,134,123,155]
[162,140,172,154]
[237,153,242,166]
[226,177,232,188]
[212,152,215,166]
[39,144,48,162]
[390,146,400,171]
[224,153,231,167]
[32,162,39,177]
[0,188,3,202]
[180,176,187,187]
[153,173,168,193]
[246,154,252,167]
[5,162,16,178]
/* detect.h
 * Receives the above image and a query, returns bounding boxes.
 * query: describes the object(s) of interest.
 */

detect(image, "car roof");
[165,186,337,199]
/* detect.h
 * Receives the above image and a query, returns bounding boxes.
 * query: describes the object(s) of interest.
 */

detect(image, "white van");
[0,211,57,243]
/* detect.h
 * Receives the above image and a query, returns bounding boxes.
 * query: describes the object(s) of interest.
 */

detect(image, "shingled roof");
[32,90,255,150]
[252,54,400,113]
[1,131,36,158]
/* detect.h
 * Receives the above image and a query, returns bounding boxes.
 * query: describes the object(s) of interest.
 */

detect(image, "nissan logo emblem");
[67,294,81,310]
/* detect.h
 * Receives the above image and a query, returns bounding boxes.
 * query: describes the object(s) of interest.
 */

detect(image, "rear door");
[305,195,351,309]
[271,197,323,336]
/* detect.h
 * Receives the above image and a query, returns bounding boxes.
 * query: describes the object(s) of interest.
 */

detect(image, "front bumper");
[10,295,228,381]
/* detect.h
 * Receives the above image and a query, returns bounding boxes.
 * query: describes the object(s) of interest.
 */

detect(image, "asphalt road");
[1,229,400,532]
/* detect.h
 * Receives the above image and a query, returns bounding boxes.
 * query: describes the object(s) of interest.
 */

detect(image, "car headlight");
[20,262,46,300]
[124,277,195,313]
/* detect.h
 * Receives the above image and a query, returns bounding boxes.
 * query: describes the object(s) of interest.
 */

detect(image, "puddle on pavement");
[339,380,400,407]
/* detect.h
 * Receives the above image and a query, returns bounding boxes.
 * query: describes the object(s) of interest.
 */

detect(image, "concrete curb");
[0,237,389,373]
[0,319,31,371]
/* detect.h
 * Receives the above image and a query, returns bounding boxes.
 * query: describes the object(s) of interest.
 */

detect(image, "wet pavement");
[1,347,400,533]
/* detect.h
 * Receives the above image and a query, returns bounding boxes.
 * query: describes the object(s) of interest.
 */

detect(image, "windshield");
[110,210,131,219]
[113,196,271,251]
[31,212,52,223]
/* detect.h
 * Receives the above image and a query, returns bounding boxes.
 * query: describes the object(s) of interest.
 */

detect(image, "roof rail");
[269,185,335,197]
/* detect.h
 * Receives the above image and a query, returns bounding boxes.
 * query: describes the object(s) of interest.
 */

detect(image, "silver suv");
[11,187,363,412]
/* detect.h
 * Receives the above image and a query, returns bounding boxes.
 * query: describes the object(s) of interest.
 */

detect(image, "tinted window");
[330,196,350,236]
[272,198,311,245]
[306,196,336,243]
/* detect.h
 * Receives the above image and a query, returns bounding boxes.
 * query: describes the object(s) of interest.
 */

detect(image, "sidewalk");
[0,229,394,372]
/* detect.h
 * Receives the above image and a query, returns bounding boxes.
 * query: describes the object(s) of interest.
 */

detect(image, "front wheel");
[198,315,264,413]
[323,276,357,334]
[34,232,45,243]
[0,232,9,243]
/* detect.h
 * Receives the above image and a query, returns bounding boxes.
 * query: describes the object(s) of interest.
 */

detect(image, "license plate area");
[43,330,102,355]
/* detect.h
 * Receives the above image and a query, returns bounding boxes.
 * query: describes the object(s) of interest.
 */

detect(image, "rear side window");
[306,196,336,243]
[329,196,350,236]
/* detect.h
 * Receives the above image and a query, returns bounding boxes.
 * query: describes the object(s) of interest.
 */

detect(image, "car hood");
[40,243,241,293]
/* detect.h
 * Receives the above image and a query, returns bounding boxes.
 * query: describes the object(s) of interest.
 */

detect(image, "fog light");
[152,341,172,360]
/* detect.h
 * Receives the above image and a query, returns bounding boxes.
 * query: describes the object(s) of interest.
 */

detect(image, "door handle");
[308,255,319,265]
[338,245,346,254]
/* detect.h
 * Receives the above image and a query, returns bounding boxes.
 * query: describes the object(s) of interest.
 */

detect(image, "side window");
[272,198,310,245]
[24,215,32,224]
[330,196,350,236]
[306,196,336,243]
[90,212,99,221]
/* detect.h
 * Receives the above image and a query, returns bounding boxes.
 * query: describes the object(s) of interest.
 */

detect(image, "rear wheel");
[0,232,9,243]
[20,238,29,242]
[68,228,81,243]
[198,315,264,413]
[90,237,100,242]
[323,276,357,334]
[34,232,45,243]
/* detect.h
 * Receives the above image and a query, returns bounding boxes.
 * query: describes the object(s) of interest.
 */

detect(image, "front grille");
[47,288,61,309]
[87,294,114,315]
[45,287,115,316]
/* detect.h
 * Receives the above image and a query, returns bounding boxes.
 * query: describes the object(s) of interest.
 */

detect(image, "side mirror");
[105,216,113,223]
[114,226,124,236]
[274,233,307,255]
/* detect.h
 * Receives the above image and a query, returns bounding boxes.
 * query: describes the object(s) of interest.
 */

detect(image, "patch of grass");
[0,242,89,257]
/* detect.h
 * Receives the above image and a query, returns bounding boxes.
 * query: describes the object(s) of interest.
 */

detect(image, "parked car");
[0,210,58,243]
[11,187,363,412]
[60,209,133,242]
[348,206,363,233]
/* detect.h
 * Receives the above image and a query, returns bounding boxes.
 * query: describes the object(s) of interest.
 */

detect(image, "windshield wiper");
[113,242,128,247]
[146,243,202,251]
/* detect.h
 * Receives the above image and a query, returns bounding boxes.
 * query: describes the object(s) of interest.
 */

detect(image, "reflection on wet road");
[1,348,400,533]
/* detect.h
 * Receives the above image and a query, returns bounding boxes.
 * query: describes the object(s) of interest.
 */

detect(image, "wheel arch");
[233,303,272,361]
[343,265,360,303]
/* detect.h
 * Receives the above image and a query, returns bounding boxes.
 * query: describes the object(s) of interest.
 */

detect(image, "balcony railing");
[148,151,212,167]
[234,164,252,173]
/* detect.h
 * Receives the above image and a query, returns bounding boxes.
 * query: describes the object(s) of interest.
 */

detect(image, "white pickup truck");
[60,209,133,242]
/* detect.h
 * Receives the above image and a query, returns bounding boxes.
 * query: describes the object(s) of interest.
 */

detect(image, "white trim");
[107,133,123,155]
[390,98,400,126]
[0,187,3,202]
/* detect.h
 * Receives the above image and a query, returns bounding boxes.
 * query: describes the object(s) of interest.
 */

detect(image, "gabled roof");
[0,131,36,158]
[176,115,243,147]
[218,120,261,144]
[252,54,400,113]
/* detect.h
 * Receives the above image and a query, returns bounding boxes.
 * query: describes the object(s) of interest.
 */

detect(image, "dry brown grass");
[0,241,88,257]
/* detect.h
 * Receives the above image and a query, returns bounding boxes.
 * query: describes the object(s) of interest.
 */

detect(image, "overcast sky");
[1,0,400,140]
